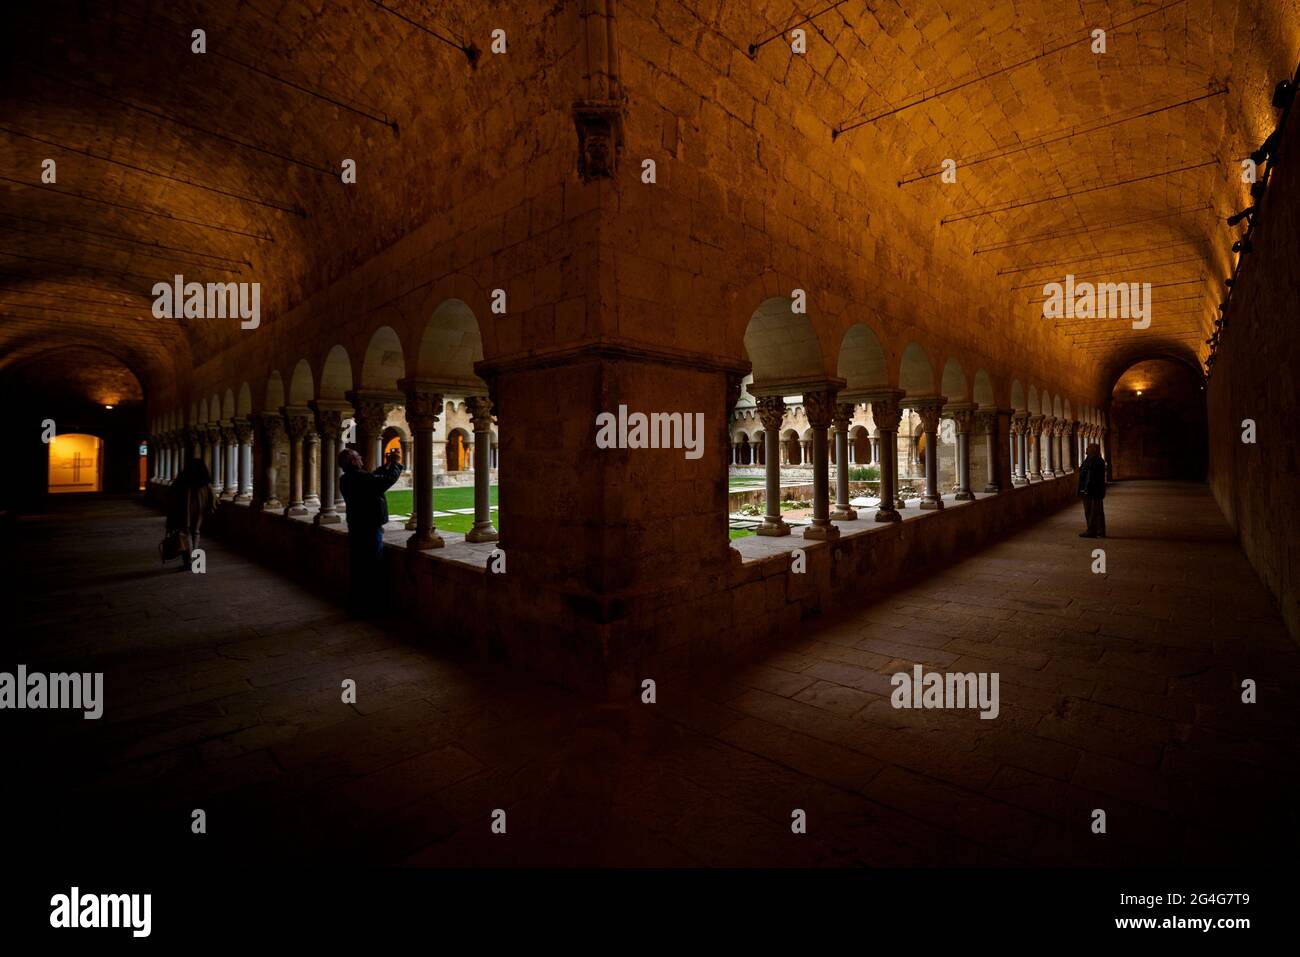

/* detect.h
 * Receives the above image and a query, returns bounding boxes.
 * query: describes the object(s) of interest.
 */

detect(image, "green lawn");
[729,528,755,540]
[386,486,498,535]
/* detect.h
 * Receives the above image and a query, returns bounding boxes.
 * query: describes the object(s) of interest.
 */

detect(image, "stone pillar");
[221,425,238,500]
[347,392,390,471]
[255,413,283,511]
[233,419,253,502]
[281,408,310,516]
[802,391,839,540]
[1010,413,1027,485]
[910,399,946,510]
[1041,416,1056,478]
[309,402,344,525]
[304,432,320,506]
[400,380,445,551]
[870,392,902,523]
[799,439,810,466]
[465,396,499,542]
[756,396,790,536]
[950,405,975,501]
[976,408,1007,493]
[1027,414,1044,481]
[831,403,857,521]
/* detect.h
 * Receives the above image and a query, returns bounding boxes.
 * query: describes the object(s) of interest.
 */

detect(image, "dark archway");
[1108,359,1208,480]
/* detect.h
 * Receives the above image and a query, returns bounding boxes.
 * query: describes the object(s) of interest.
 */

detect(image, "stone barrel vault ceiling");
[1,0,1296,402]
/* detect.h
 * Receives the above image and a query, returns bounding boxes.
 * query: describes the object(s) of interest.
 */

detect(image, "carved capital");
[1010,411,1028,435]
[803,390,835,430]
[282,412,311,442]
[312,407,343,442]
[1028,414,1044,436]
[911,400,944,434]
[871,395,902,433]
[756,395,786,432]
[257,412,284,444]
[466,395,495,432]
[975,410,998,436]
[233,418,254,445]
[833,402,855,431]
[405,391,443,432]
[950,409,975,434]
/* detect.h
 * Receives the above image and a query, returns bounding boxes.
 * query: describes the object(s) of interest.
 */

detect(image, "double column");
[465,395,499,543]
[755,396,790,536]
[1041,416,1056,478]
[1010,413,1028,485]
[867,390,903,523]
[219,424,236,500]
[831,402,857,522]
[234,418,254,502]
[280,407,312,516]
[309,401,348,525]
[976,408,1010,493]
[397,379,445,551]
[1027,414,1044,482]
[802,390,839,540]
[903,396,946,511]
[949,404,976,501]
[254,413,284,511]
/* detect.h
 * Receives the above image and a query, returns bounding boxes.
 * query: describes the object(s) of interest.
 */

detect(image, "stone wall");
[1206,106,1300,640]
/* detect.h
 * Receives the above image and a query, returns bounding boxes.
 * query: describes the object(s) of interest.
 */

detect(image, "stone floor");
[4,481,1298,867]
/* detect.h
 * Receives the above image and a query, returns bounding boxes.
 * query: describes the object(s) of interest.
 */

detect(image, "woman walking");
[167,458,217,570]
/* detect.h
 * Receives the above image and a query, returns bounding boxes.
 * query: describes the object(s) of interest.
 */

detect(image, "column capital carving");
[949,408,976,434]
[404,390,444,431]
[833,402,856,430]
[465,395,495,431]
[233,418,254,444]
[870,392,904,433]
[802,390,836,430]
[756,395,786,432]
[256,411,284,443]
[904,396,946,433]
[975,408,1001,435]
[281,407,312,441]
[1010,411,1028,434]
[1027,413,1044,435]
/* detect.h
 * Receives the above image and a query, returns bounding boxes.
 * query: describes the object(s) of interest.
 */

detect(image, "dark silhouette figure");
[338,447,403,614]
[1077,442,1107,538]
[166,458,217,569]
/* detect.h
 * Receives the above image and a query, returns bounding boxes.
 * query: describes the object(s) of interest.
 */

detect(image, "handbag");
[159,528,184,562]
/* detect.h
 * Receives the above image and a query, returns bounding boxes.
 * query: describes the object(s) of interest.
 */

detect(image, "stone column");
[1053,421,1066,476]
[400,380,445,551]
[255,413,284,511]
[1010,413,1027,485]
[233,419,253,502]
[950,405,975,501]
[1041,416,1056,478]
[799,439,810,466]
[910,399,946,510]
[304,432,320,506]
[347,393,390,471]
[281,408,310,516]
[976,408,1007,493]
[309,402,343,525]
[802,391,839,540]
[831,403,857,521]
[870,392,902,523]
[756,396,790,536]
[220,425,238,500]
[1027,414,1044,481]
[465,396,499,543]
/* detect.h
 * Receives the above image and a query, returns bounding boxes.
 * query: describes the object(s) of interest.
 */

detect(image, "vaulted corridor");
[7,481,1296,868]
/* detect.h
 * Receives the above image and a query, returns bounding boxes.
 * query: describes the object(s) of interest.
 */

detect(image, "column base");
[408,530,445,551]
[260,498,283,511]
[874,508,901,523]
[955,491,975,501]
[756,519,791,537]
[305,495,321,507]
[286,504,309,516]
[314,511,342,525]
[220,490,238,502]
[983,483,1000,494]
[405,514,418,530]
[919,497,944,510]
[235,491,252,503]
[1028,473,1042,483]
[830,506,857,521]
[212,487,226,499]
[803,522,840,541]
[895,496,907,509]
[466,525,499,543]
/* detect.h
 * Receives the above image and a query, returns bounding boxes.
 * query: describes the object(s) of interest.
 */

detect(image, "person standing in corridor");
[1077,442,1107,538]
[338,446,404,614]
